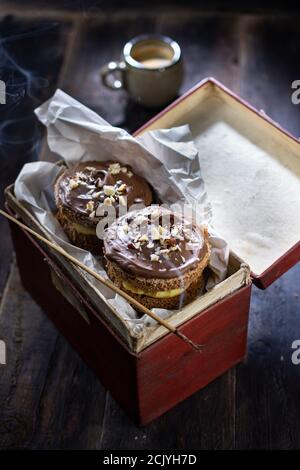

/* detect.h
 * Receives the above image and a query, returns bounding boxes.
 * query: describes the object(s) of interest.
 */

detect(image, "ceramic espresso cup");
[100,35,183,108]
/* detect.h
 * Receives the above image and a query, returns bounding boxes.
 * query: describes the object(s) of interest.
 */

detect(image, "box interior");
[138,81,300,277]
[6,185,250,353]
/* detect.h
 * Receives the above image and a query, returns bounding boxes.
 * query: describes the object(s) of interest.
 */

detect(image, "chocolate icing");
[104,207,208,279]
[56,161,153,225]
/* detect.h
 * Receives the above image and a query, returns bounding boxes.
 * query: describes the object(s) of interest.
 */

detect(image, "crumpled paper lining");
[14,89,229,334]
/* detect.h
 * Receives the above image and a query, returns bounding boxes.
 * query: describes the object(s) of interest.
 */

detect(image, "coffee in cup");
[100,35,183,108]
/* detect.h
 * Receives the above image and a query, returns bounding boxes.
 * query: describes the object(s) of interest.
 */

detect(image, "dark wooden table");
[0,2,300,450]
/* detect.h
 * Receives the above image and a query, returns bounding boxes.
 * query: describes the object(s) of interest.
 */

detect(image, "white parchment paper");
[14,89,229,332]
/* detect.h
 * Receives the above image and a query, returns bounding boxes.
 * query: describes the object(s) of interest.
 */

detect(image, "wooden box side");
[137,283,252,425]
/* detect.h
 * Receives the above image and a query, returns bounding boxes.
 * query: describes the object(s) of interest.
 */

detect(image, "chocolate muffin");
[55,161,153,253]
[104,206,210,310]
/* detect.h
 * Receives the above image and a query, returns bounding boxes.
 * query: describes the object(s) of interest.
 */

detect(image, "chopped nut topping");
[89,210,96,219]
[139,234,148,243]
[109,207,203,266]
[159,225,166,237]
[119,195,127,206]
[86,166,96,171]
[165,237,177,247]
[103,185,115,196]
[76,171,87,180]
[69,179,79,190]
[169,245,180,252]
[93,191,102,199]
[151,226,160,240]
[117,183,127,193]
[86,200,95,212]
[127,170,133,178]
[121,166,128,173]
[108,163,121,175]
[103,197,113,206]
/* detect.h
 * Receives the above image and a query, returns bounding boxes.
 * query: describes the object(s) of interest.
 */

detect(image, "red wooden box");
[5,78,300,425]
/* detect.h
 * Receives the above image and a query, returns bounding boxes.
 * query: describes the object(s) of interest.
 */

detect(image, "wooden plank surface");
[235,15,300,449]
[0,7,300,450]
[0,16,71,297]
[235,264,300,449]
[239,15,300,136]
[0,265,106,450]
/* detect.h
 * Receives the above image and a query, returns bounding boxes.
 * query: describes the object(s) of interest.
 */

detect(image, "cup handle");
[100,61,126,90]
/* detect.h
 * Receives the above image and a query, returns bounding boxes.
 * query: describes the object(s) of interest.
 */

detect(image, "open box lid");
[135,78,300,289]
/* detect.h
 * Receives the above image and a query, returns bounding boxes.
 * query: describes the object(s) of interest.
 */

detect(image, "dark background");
[0,0,300,450]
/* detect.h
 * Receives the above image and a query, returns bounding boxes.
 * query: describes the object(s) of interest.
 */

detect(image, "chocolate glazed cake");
[54,161,153,253]
[104,206,211,309]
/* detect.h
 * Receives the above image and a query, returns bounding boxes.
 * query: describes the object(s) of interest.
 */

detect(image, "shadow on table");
[119,95,180,134]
